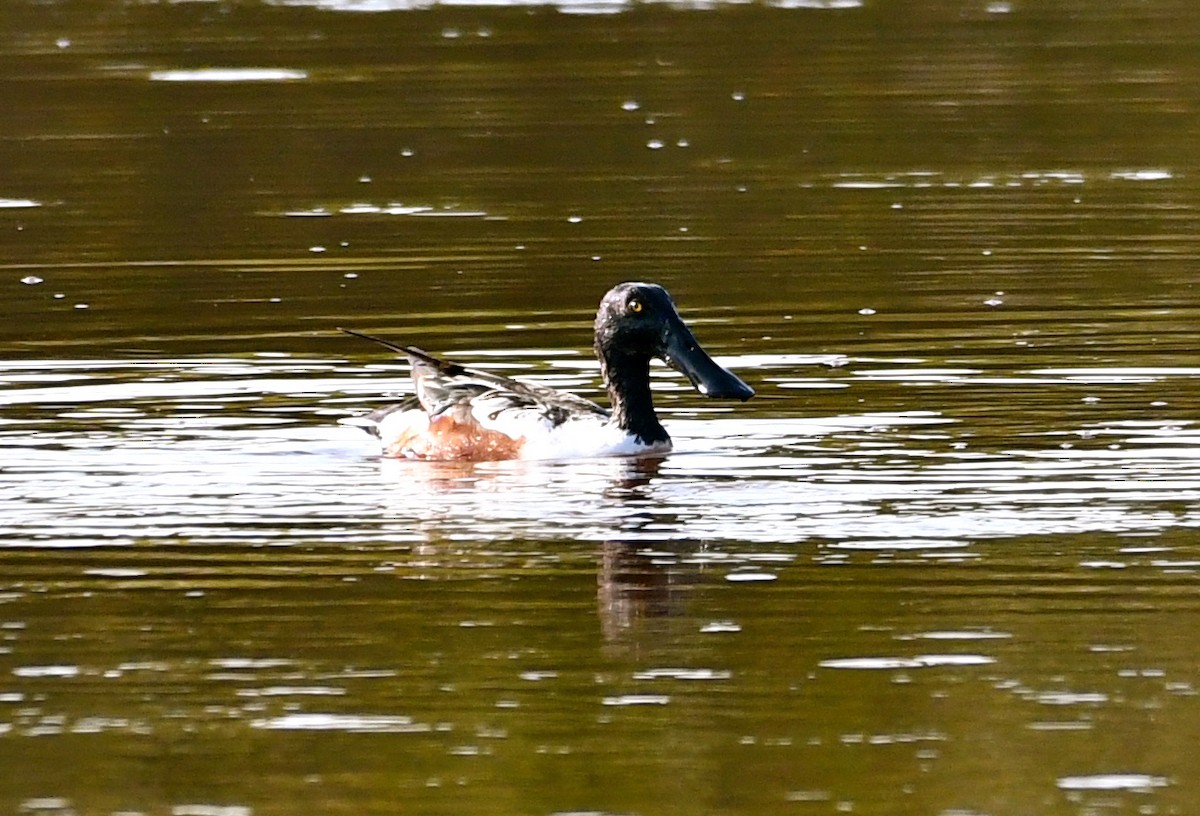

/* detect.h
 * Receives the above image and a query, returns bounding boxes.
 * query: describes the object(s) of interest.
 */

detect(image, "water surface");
[4,1,1200,814]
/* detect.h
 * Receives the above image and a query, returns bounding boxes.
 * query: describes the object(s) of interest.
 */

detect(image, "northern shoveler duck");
[340,281,754,461]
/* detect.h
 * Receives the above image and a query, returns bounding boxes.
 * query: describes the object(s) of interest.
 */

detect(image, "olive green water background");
[5,1,1200,814]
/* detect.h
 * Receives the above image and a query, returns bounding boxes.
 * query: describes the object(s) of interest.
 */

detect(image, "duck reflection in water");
[594,457,706,644]
[598,538,705,644]
[339,282,753,461]
[370,450,694,644]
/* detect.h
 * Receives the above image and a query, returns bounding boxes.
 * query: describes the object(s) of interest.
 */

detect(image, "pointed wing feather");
[339,328,609,426]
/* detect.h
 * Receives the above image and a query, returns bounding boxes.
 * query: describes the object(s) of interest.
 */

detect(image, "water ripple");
[6,357,1200,549]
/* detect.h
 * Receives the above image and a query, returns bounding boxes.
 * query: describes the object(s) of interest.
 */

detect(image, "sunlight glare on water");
[7,355,1200,552]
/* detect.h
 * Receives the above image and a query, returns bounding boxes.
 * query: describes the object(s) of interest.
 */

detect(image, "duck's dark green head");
[593,282,754,401]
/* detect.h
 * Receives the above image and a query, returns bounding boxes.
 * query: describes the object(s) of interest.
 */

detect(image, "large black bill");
[662,322,755,401]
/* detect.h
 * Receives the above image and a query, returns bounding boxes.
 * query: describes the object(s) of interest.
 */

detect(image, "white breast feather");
[375,408,428,444]
[360,395,668,461]
[471,399,667,460]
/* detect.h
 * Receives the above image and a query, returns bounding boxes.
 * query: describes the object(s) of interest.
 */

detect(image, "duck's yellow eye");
[628,299,643,314]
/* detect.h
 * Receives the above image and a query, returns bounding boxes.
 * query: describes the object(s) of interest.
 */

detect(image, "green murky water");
[4,1,1200,814]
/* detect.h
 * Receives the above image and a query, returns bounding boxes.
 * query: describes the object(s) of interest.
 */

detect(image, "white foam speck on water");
[602,694,671,706]
[725,571,777,583]
[1056,774,1170,791]
[1080,560,1128,569]
[832,170,1109,190]
[899,630,1012,641]
[12,665,80,678]
[239,686,346,697]
[149,68,308,82]
[1110,169,1172,181]
[83,568,148,578]
[832,539,970,551]
[632,668,732,681]
[519,670,558,681]
[820,655,995,670]
[0,198,41,209]
[250,713,431,732]
[771,0,863,7]
[412,208,489,217]
[20,801,74,813]
[914,654,997,667]
[1032,691,1109,705]
[265,0,846,10]
[821,657,922,670]
[210,658,292,669]
[1027,721,1093,732]
[172,805,253,816]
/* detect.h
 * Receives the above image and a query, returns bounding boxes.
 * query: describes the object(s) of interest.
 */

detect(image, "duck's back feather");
[405,345,607,424]
[340,335,628,459]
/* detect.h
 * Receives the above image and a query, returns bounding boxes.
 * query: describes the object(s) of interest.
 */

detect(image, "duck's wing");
[339,328,609,426]
[338,397,421,439]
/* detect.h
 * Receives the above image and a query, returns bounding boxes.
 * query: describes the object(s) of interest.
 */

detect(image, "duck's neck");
[599,351,669,445]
